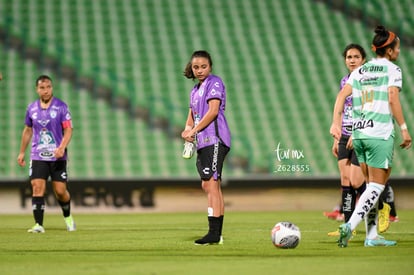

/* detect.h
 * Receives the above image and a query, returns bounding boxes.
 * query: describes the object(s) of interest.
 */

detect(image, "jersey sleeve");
[24,104,33,127]
[346,70,357,86]
[61,104,73,129]
[389,65,402,89]
[205,77,224,102]
[339,75,349,90]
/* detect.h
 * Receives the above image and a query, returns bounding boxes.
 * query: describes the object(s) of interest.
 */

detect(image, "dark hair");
[342,43,367,60]
[372,26,398,56]
[35,75,52,86]
[183,50,213,80]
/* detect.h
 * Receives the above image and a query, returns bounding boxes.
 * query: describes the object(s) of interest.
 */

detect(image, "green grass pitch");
[0,211,413,275]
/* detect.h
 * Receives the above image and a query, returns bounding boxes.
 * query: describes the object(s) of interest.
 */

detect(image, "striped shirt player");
[331,26,411,248]
[348,58,401,141]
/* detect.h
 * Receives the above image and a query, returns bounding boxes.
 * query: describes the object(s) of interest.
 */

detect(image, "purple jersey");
[340,74,353,137]
[25,97,72,161]
[190,74,231,150]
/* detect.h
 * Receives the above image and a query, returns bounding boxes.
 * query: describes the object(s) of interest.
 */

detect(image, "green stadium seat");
[1,0,413,178]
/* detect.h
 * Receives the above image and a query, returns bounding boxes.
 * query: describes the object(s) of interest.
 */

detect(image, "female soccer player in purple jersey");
[17,75,76,233]
[326,44,367,234]
[331,26,412,247]
[182,50,231,245]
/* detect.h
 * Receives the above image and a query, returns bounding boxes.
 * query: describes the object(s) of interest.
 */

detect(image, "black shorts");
[337,135,359,166]
[196,142,230,181]
[30,160,68,182]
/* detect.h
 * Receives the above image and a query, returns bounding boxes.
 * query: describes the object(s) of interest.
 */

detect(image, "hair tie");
[372,31,396,52]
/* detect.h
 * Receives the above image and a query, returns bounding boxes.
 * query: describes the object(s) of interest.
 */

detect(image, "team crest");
[198,88,204,96]
[50,110,57,118]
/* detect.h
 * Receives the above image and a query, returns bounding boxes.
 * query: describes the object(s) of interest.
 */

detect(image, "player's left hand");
[329,124,341,141]
[182,130,195,142]
[346,136,354,150]
[400,130,412,149]
[54,147,65,159]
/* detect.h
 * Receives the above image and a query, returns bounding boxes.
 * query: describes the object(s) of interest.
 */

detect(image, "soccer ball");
[271,221,301,249]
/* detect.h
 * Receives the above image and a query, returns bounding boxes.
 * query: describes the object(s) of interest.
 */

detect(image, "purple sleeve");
[205,77,224,102]
[24,105,32,127]
[340,74,349,90]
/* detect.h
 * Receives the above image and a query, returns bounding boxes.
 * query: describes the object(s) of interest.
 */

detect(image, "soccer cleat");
[64,215,76,231]
[378,203,391,233]
[328,229,356,237]
[323,210,344,221]
[28,223,45,233]
[328,229,340,237]
[336,214,344,222]
[364,236,397,247]
[218,236,224,245]
[182,141,195,159]
[194,233,221,245]
[389,215,399,222]
[337,223,352,248]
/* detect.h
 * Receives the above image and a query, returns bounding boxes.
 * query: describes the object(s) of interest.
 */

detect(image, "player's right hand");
[329,124,341,141]
[331,141,338,158]
[17,153,26,167]
[400,130,412,149]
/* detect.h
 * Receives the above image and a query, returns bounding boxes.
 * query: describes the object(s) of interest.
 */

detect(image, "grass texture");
[0,211,413,275]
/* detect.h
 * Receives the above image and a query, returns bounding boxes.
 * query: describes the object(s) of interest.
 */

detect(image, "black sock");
[208,216,220,235]
[378,197,384,210]
[383,184,397,216]
[380,184,389,203]
[355,182,366,195]
[32,196,45,225]
[388,202,397,217]
[342,186,354,223]
[58,200,71,218]
[219,215,224,236]
[195,217,221,244]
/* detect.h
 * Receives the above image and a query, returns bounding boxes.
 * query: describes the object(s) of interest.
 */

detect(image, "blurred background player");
[380,182,399,223]
[17,75,76,233]
[181,51,231,245]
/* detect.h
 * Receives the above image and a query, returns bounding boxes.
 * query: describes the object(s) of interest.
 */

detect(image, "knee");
[54,187,69,201]
[201,180,219,194]
[201,181,210,193]
[341,174,351,186]
[31,182,46,196]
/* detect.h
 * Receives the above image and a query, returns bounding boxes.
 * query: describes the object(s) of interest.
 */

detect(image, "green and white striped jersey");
[347,58,402,140]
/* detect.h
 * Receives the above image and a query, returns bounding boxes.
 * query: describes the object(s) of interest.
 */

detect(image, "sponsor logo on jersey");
[37,119,50,127]
[39,151,54,159]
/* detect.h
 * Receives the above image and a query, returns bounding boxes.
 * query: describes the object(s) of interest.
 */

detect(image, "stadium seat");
[0,0,413,178]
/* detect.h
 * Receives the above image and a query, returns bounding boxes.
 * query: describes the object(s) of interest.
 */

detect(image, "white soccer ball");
[271,221,301,249]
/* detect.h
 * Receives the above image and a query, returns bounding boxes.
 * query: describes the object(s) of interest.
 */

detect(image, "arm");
[54,126,73,159]
[185,99,220,139]
[17,126,33,167]
[181,108,195,142]
[330,84,352,140]
[389,86,412,149]
[331,140,339,158]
